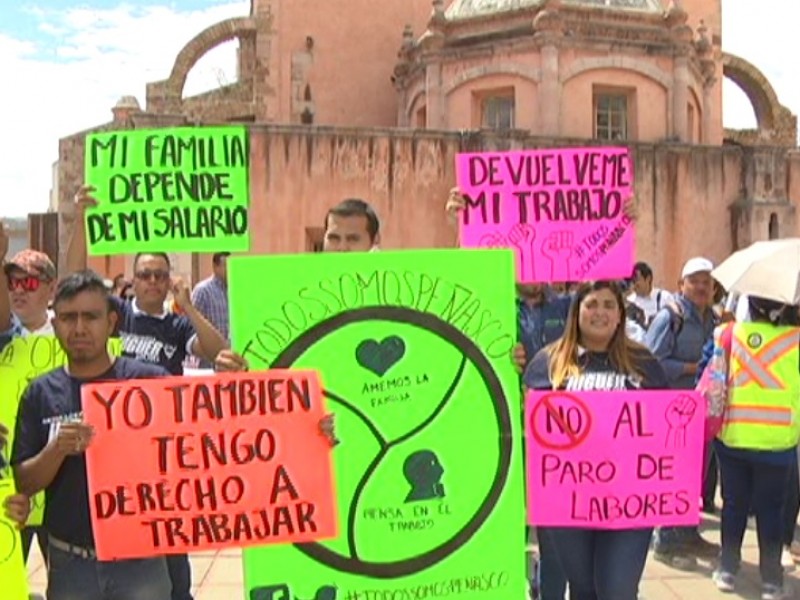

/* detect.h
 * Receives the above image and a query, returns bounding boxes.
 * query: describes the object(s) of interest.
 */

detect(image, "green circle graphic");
[271,306,513,579]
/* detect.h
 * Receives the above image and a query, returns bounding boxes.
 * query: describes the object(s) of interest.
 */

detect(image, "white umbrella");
[712,238,800,304]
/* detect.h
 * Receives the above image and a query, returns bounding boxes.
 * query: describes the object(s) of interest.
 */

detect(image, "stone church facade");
[53,0,799,286]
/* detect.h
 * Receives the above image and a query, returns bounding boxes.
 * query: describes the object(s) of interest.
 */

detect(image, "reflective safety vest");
[720,322,800,450]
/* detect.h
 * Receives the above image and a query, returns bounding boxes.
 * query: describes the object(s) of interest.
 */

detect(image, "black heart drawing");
[355,337,406,377]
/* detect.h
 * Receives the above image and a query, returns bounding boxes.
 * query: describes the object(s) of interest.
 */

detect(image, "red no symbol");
[530,392,593,450]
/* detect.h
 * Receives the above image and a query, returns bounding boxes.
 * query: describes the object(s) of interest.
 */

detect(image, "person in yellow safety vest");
[705,295,800,600]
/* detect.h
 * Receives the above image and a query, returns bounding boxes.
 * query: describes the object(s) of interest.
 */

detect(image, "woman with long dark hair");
[524,280,668,600]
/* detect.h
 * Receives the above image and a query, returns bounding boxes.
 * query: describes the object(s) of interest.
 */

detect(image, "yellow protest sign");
[0,478,29,600]
[0,336,123,525]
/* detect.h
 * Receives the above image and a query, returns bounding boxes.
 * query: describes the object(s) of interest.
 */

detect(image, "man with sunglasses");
[115,253,227,377]
[66,190,227,600]
[0,249,57,340]
[0,227,59,568]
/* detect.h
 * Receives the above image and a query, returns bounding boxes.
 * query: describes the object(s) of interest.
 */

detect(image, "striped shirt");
[191,275,229,342]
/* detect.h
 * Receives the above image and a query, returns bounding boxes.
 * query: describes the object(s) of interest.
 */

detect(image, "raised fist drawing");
[665,394,698,449]
[541,231,574,281]
[508,223,537,281]
[479,233,508,249]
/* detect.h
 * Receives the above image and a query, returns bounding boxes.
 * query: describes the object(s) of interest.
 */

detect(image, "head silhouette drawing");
[249,584,290,600]
[249,583,336,600]
[403,450,445,503]
[310,586,337,600]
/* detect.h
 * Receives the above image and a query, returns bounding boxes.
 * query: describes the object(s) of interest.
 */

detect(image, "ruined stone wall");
[56,124,800,289]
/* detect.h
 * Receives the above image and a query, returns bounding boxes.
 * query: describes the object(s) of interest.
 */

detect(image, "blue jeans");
[166,554,193,600]
[47,542,171,600]
[538,527,568,600]
[718,450,790,586]
[782,457,800,546]
[547,527,652,600]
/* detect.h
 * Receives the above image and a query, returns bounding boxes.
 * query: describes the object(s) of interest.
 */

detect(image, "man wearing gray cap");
[646,256,720,570]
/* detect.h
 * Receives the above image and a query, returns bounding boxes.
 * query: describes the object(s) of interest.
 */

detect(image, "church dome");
[446,0,661,20]
[446,0,541,20]
[563,0,661,10]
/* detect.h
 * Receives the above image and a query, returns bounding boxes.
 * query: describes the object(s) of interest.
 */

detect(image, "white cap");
[681,257,714,279]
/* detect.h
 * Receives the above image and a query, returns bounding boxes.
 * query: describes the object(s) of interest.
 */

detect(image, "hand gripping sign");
[526,390,704,529]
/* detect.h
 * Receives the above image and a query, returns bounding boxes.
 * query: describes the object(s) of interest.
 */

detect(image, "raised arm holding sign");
[79,126,250,256]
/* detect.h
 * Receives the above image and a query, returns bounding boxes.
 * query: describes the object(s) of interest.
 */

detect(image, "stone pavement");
[25,513,800,599]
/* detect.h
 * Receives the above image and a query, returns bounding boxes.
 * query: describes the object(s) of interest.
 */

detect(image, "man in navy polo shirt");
[110,251,224,376]
[12,270,172,600]
[67,188,228,600]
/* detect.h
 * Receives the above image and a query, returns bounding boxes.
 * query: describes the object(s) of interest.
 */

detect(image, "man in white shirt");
[628,261,673,328]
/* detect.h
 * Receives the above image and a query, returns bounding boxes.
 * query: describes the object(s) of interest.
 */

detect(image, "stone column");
[539,44,560,135]
[425,61,445,130]
[253,8,276,122]
[672,53,689,141]
[701,82,713,145]
[397,90,409,128]
[533,2,563,135]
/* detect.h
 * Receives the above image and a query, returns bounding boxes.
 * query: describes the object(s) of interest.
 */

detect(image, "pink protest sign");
[526,390,704,529]
[456,148,635,283]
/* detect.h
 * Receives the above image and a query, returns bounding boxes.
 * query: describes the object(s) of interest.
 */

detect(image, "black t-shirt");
[11,357,169,548]
[524,346,669,391]
[111,297,196,375]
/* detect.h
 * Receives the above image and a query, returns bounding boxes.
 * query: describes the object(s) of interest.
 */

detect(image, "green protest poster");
[0,336,122,525]
[0,479,28,600]
[83,126,250,255]
[229,249,526,600]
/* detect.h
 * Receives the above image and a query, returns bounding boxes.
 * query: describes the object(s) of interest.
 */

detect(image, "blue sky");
[0,0,796,217]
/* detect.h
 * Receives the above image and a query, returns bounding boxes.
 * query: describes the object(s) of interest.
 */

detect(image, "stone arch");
[722,52,782,131]
[147,16,257,112]
[169,17,257,98]
[560,56,671,89]
[443,64,542,96]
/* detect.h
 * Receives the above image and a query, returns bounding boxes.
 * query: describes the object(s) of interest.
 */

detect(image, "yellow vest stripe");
[726,407,792,426]
[731,346,784,388]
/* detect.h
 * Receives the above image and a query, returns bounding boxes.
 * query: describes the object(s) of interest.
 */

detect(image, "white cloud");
[0,34,38,57]
[722,0,800,131]
[0,0,796,219]
[0,1,248,217]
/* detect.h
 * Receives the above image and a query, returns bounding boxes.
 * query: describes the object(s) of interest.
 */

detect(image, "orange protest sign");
[81,370,337,560]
